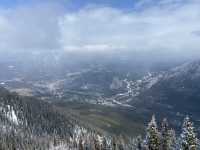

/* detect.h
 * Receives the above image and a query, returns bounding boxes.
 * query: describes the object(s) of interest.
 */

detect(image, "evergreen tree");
[181,116,198,150]
[136,135,143,150]
[146,115,160,150]
[79,138,84,150]
[161,118,172,150]
[94,137,100,150]
[102,136,107,150]
[118,138,125,150]
[169,129,178,150]
[112,137,117,150]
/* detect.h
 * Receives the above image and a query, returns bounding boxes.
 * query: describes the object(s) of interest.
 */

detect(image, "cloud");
[59,0,200,56]
[0,2,63,52]
[0,0,200,58]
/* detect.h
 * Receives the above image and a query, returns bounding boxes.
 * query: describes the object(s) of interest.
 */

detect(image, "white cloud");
[59,1,200,55]
[0,0,200,58]
[0,2,62,51]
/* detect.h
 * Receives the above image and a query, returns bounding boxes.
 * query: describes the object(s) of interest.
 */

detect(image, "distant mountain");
[1,57,200,134]
[122,60,200,129]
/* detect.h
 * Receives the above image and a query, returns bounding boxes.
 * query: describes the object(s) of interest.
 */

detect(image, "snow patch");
[5,105,19,125]
[0,105,21,126]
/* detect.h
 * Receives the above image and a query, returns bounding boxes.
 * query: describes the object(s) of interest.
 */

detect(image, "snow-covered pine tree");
[79,138,84,150]
[118,135,125,150]
[169,129,179,150]
[102,136,107,150]
[161,118,173,150]
[146,115,160,150]
[181,116,198,150]
[112,137,117,150]
[94,136,101,150]
[136,135,143,150]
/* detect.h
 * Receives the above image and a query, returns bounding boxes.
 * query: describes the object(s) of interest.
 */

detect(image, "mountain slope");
[0,87,77,136]
[124,60,200,129]
[0,87,142,150]
[0,86,119,149]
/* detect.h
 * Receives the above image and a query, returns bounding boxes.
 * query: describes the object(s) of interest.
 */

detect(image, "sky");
[0,0,200,59]
[0,0,148,10]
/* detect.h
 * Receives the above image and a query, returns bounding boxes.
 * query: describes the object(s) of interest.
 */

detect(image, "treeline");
[137,115,199,150]
[0,88,199,150]
[0,115,199,150]
[65,115,200,150]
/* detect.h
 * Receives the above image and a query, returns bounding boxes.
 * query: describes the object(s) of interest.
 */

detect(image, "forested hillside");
[0,87,199,149]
